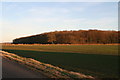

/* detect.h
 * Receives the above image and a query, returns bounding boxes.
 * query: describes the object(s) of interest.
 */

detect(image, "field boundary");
[2,43,120,46]
[0,50,95,80]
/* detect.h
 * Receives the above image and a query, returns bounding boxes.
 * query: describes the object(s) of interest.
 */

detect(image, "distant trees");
[47,32,56,44]
[13,30,119,44]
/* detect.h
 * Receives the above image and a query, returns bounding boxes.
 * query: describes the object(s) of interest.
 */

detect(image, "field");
[2,44,119,78]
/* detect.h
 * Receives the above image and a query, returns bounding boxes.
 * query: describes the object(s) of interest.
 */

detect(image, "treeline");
[13,30,120,44]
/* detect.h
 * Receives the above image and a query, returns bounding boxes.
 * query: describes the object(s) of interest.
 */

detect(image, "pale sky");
[1,2,118,42]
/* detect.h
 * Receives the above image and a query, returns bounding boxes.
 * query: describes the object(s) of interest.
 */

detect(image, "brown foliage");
[13,30,119,44]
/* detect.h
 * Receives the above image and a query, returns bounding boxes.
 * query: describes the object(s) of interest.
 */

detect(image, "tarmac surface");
[2,58,47,78]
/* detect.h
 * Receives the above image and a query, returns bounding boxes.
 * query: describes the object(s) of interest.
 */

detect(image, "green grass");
[2,45,118,55]
[2,44,119,78]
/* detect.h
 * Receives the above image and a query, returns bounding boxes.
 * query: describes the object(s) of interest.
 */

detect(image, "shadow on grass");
[2,49,119,78]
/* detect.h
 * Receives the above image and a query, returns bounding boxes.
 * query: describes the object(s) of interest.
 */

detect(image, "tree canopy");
[13,30,119,44]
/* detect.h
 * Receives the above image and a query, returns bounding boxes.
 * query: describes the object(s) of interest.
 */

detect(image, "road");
[2,58,47,78]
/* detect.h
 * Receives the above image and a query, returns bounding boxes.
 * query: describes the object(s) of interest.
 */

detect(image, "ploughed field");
[2,44,119,78]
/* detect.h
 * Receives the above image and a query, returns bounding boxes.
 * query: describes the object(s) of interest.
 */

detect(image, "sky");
[1,2,118,42]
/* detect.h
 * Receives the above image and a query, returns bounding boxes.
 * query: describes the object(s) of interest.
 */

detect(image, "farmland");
[2,44,119,78]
